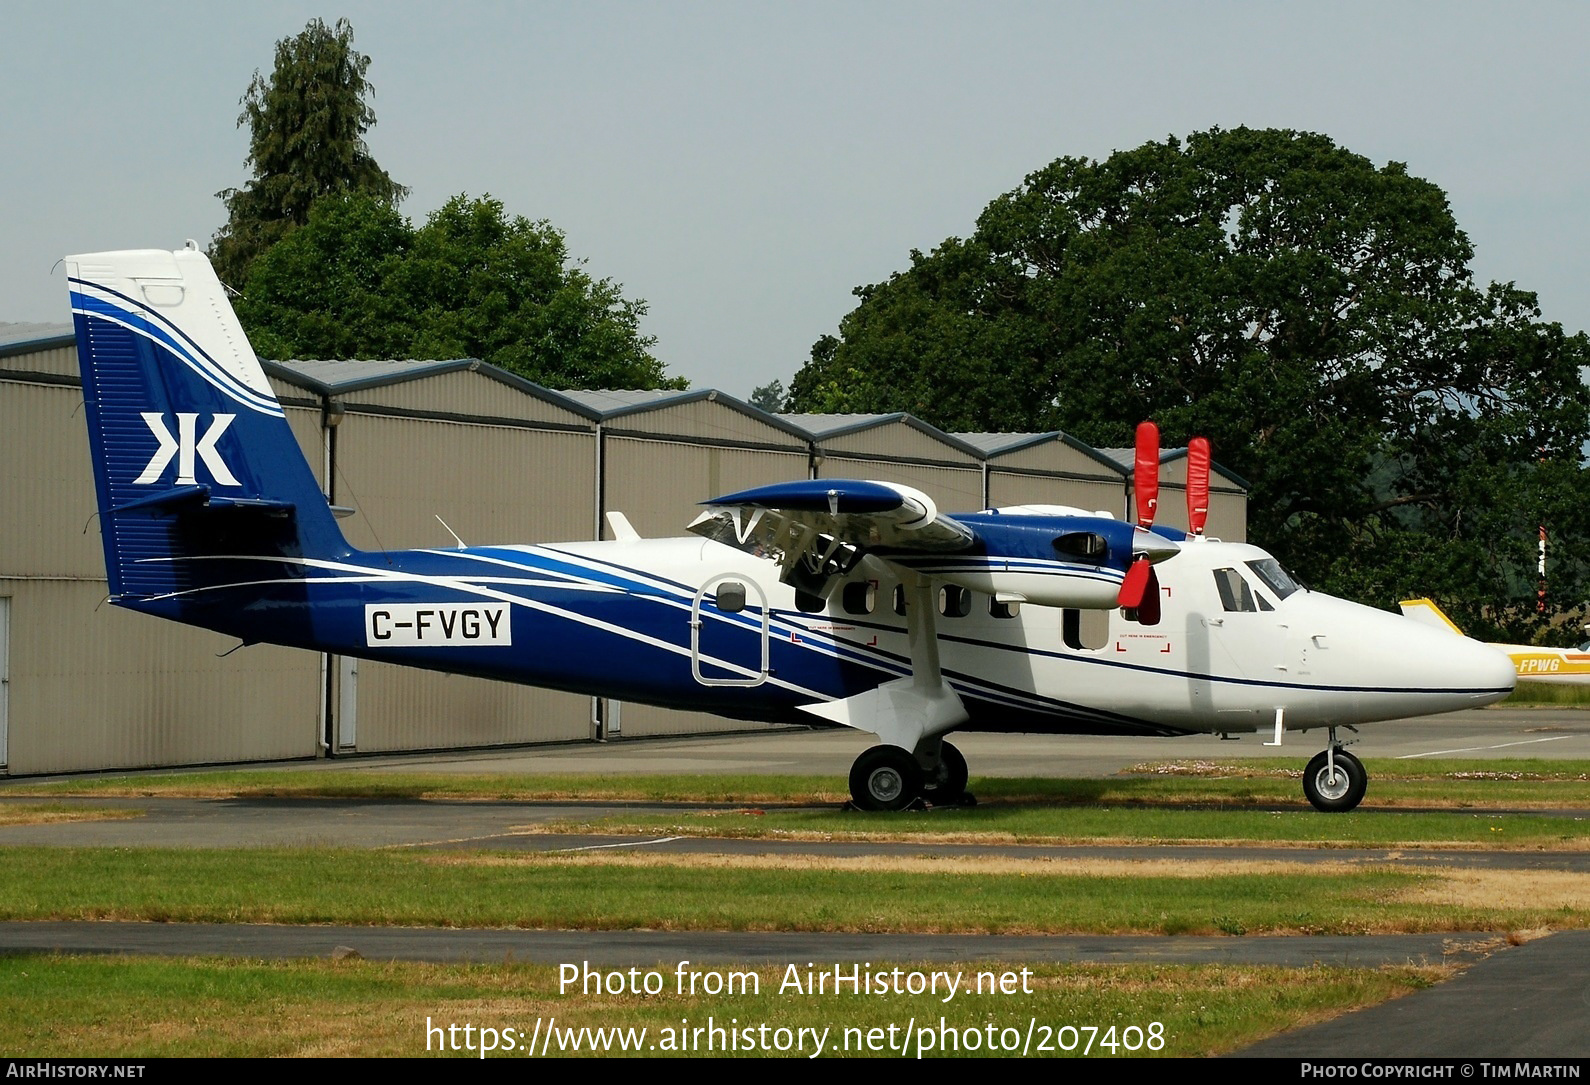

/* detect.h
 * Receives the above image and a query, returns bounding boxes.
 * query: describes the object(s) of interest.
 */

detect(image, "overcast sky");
[6,2,1588,396]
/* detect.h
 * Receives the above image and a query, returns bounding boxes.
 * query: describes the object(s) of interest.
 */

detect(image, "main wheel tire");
[1303,749,1367,812]
[849,746,923,812]
[919,741,969,805]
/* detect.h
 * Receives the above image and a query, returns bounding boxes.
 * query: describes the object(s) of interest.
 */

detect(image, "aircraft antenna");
[435,515,468,550]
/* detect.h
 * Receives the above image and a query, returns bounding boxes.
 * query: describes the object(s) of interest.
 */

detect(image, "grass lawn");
[1,758,1582,1057]
[0,956,1453,1058]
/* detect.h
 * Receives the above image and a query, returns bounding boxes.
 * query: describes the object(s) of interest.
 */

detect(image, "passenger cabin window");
[1212,568,1261,613]
[794,589,825,614]
[1063,607,1109,649]
[893,584,908,616]
[989,597,1021,619]
[842,580,876,616]
[938,585,971,618]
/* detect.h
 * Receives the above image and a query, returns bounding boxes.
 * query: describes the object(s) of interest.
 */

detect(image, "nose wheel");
[1303,747,1367,812]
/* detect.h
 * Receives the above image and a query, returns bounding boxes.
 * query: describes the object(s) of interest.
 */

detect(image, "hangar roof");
[1098,446,1250,491]
[0,321,75,358]
[263,357,468,392]
[558,388,695,415]
[263,358,601,421]
[779,412,895,437]
[959,430,1129,474]
[560,387,810,444]
[780,412,985,461]
[0,324,1246,490]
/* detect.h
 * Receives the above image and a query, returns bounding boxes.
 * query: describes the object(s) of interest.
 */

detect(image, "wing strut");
[798,572,969,751]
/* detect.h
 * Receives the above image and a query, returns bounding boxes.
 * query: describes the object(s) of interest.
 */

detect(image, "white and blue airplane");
[65,244,1517,812]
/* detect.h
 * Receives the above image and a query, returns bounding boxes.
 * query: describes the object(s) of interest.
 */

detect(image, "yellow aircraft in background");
[1399,598,1590,686]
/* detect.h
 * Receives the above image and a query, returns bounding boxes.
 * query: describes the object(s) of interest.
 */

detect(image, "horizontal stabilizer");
[112,485,295,517]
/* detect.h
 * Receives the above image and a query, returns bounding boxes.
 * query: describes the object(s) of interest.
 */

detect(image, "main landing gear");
[1302,727,1367,812]
[848,740,972,811]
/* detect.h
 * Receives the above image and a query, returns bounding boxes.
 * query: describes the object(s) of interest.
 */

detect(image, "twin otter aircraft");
[67,245,1516,812]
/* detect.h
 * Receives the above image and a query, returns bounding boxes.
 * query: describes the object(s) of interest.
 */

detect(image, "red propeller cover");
[1187,436,1211,536]
[1134,422,1159,528]
[1117,559,1161,625]
[1118,557,1152,608]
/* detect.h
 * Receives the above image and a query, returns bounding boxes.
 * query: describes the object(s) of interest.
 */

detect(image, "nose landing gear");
[1302,727,1367,812]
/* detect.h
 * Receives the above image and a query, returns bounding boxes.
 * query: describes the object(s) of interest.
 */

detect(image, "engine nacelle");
[888,513,1181,609]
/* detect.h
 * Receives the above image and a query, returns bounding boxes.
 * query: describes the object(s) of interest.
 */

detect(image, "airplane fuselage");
[67,244,1516,812]
[131,531,1515,740]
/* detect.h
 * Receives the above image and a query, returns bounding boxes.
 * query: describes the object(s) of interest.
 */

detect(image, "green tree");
[748,379,788,413]
[790,127,1590,637]
[210,17,407,287]
[237,192,679,390]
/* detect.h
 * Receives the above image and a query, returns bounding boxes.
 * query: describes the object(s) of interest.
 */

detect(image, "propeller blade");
[1134,421,1160,529]
[1118,557,1153,608]
[1187,436,1211,537]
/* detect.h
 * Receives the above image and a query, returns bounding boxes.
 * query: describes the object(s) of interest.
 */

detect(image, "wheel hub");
[869,767,904,803]
[1314,767,1350,801]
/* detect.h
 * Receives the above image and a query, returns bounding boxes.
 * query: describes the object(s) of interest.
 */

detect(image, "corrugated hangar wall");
[977,434,1130,517]
[799,415,985,514]
[265,362,600,756]
[0,326,1247,774]
[0,335,320,774]
[565,389,814,737]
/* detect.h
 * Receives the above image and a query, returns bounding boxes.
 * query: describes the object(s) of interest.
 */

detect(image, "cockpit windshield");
[1246,558,1303,601]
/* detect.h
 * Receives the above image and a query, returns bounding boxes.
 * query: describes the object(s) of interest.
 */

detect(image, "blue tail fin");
[67,244,348,612]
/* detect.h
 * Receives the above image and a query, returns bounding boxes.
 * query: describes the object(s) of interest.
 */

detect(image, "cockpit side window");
[1212,568,1259,613]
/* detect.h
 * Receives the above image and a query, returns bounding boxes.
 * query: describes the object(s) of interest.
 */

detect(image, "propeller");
[1120,421,1163,622]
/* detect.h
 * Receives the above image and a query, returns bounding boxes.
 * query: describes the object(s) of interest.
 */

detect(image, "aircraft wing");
[689,477,1178,612]
[688,479,973,600]
[694,479,974,551]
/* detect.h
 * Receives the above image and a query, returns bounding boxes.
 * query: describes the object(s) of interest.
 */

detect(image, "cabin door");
[690,574,771,687]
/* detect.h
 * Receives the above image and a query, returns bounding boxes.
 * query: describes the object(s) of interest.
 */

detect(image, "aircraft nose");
[1406,619,1516,706]
[1468,640,1518,698]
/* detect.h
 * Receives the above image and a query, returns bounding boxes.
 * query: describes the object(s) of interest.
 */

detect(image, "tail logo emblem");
[135,412,241,486]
